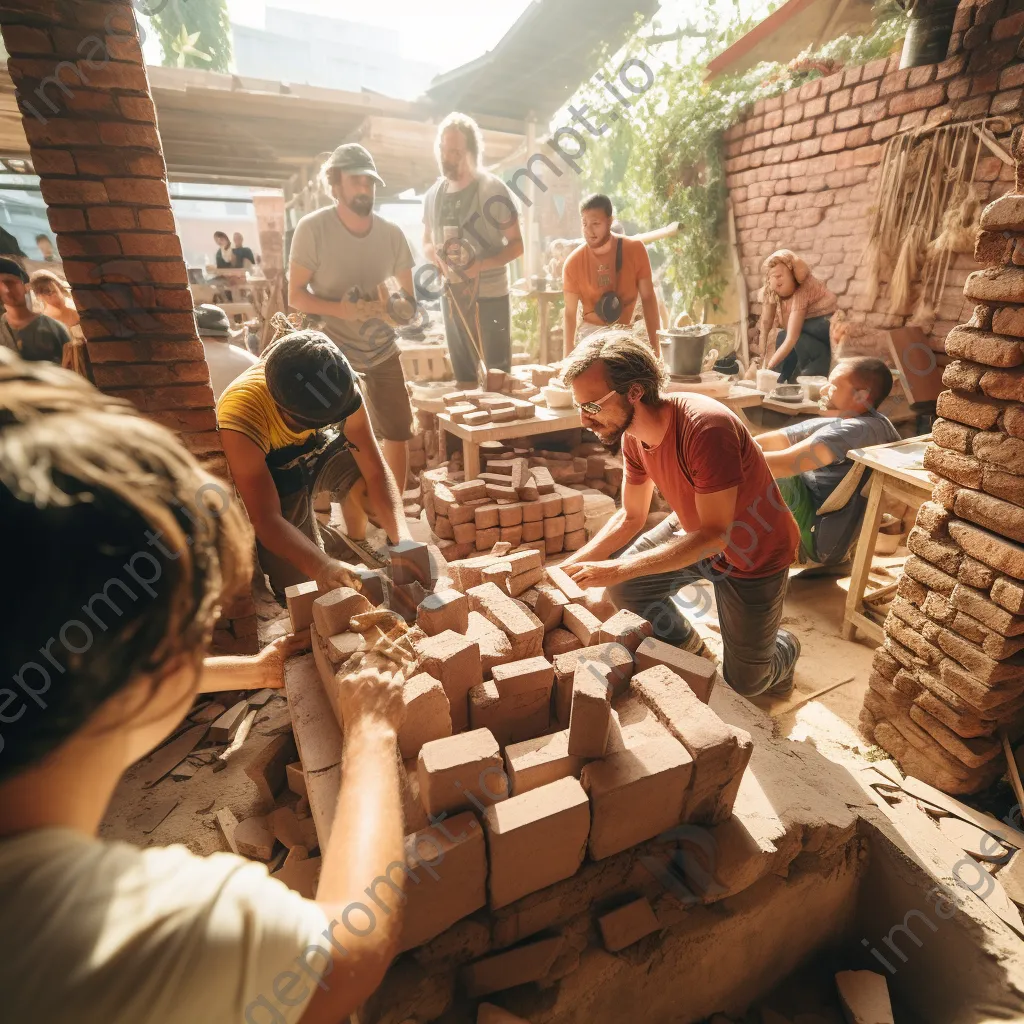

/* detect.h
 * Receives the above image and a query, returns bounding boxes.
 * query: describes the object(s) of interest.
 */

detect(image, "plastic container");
[756,368,781,394]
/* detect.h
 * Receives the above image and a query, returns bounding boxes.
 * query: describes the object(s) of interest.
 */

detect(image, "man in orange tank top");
[561,331,802,697]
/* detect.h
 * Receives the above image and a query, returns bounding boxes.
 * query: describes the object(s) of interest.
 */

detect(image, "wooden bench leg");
[842,474,886,641]
[464,440,481,480]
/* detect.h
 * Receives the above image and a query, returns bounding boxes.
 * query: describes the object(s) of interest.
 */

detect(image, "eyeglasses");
[574,388,619,415]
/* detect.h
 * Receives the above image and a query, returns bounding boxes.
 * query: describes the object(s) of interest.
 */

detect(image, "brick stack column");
[862,128,1024,794]
[0,1,257,652]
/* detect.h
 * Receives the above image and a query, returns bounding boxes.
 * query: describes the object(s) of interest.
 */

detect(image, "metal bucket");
[657,326,733,376]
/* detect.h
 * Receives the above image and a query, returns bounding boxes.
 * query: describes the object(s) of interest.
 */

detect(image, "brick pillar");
[863,128,1024,794]
[1,1,257,652]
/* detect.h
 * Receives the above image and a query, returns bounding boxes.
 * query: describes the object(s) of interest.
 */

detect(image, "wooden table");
[842,436,933,644]
[438,405,582,478]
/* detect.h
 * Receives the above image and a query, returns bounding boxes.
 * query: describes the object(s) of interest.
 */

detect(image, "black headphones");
[594,237,624,324]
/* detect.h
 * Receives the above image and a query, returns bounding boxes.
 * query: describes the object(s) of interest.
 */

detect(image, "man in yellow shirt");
[217,329,410,597]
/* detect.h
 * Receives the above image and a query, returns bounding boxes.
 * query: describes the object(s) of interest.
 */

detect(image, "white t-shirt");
[0,828,329,1023]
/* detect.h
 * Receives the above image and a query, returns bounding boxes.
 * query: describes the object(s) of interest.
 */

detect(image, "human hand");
[316,559,363,595]
[564,560,626,589]
[256,632,312,688]
[335,664,406,734]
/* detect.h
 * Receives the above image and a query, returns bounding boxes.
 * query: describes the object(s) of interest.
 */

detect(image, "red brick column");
[0,1,257,651]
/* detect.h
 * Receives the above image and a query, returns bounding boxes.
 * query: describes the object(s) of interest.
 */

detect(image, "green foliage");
[150,0,233,73]
[574,0,908,317]
[511,294,563,360]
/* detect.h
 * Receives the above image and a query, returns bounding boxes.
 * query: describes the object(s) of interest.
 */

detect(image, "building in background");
[232,7,439,99]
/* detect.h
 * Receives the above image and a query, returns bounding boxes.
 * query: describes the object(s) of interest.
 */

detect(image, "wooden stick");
[1002,728,1024,814]
[770,676,855,717]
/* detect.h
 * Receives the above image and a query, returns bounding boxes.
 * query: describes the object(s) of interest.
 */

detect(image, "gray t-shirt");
[423,172,518,300]
[782,410,901,508]
[290,206,414,372]
[0,312,68,364]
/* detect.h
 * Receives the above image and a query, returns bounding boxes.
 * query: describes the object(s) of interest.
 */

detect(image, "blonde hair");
[436,112,484,167]
[30,268,72,301]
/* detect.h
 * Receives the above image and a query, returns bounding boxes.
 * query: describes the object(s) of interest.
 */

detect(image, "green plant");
[150,0,232,73]
[573,0,908,317]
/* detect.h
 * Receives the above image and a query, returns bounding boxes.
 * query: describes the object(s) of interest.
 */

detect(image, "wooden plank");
[842,472,886,641]
[215,807,240,854]
[210,700,250,744]
[134,797,180,835]
[136,724,209,788]
[283,653,343,774]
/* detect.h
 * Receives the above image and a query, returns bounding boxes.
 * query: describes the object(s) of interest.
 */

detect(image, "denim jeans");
[442,293,512,383]
[777,313,832,383]
[610,515,793,696]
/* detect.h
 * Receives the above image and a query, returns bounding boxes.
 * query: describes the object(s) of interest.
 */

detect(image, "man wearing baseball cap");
[217,329,411,598]
[0,258,69,365]
[288,143,418,496]
[194,303,257,400]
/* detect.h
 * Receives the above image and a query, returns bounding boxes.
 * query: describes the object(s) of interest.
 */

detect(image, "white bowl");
[542,385,574,409]
[756,369,781,394]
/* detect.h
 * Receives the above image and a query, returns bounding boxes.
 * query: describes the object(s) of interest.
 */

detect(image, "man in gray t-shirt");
[289,143,416,491]
[757,357,901,565]
[422,114,523,387]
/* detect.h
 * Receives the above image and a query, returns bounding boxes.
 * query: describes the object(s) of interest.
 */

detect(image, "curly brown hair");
[561,330,668,406]
[0,352,252,779]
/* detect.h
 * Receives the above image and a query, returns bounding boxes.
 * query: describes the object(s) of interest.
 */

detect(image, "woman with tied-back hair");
[758,249,837,383]
[0,351,407,1023]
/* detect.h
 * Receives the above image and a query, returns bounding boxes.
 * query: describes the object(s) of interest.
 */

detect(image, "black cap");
[194,304,231,338]
[0,258,28,283]
[324,143,386,186]
[264,330,362,428]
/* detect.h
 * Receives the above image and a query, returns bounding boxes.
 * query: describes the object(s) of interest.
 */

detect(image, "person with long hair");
[29,269,79,330]
[758,249,837,383]
[0,351,407,1023]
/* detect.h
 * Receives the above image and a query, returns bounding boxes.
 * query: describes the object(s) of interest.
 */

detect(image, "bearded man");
[560,331,803,699]
[288,143,416,494]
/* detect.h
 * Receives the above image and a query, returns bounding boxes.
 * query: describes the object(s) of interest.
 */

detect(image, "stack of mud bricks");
[293,542,752,959]
[721,30,1024,354]
[0,5,256,652]
[863,127,1024,795]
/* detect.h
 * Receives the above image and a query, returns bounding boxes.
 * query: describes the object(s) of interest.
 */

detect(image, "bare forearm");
[643,304,661,357]
[564,508,643,565]
[367,469,410,544]
[563,310,577,358]
[619,528,727,581]
[197,656,271,694]
[253,513,332,579]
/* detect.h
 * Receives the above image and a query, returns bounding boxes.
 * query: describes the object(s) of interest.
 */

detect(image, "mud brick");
[505,730,586,795]
[933,624,1024,683]
[907,526,963,574]
[981,366,1024,402]
[285,580,320,632]
[945,325,1024,367]
[598,898,660,953]
[546,564,587,602]
[553,484,584,513]
[936,389,1003,429]
[415,630,483,732]
[891,669,924,698]
[475,504,501,529]
[949,518,1024,579]
[469,681,551,748]
[954,487,1024,542]
[908,705,1001,768]
[521,520,544,542]
[916,500,951,536]
[399,672,453,760]
[481,561,512,593]
[924,446,984,488]
[468,582,544,658]
[973,430,1024,474]
[982,465,1024,507]
[417,729,507,816]
[922,591,957,627]
[435,515,455,540]
[509,565,544,597]
[326,631,366,665]
[592,609,651,653]
[399,812,487,952]
[951,583,1024,636]
[433,483,457,515]
[942,360,986,393]
[539,493,563,518]
[531,466,555,493]
[483,777,590,909]
[464,411,490,425]
[487,458,516,475]
[495,504,523,528]
[981,192,1024,230]
[915,690,994,740]
[897,574,929,606]
[904,554,958,596]
[634,637,717,703]
[353,568,388,606]
[533,585,569,630]
[568,664,613,756]
[562,529,585,551]
[992,575,1024,614]
[417,589,469,636]
[392,581,427,623]
[312,587,373,636]
[486,483,518,501]
[932,418,978,454]
[510,458,531,495]
[582,737,692,860]
[467,611,516,676]
[451,479,488,503]
[476,527,501,550]
[480,472,512,485]
[940,657,1024,711]
[521,499,544,523]
[449,502,484,526]
[562,510,585,533]
[491,655,554,698]
[872,648,901,682]
[553,643,634,727]
[958,556,999,589]
[562,603,603,646]
[454,522,477,545]
[391,540,432,585]
[932,477,960,510]
[632,664,753,824]
[462,936,565,997]
[964,266,1024,305]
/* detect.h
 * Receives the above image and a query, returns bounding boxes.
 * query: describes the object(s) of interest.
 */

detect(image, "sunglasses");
[574,388,620,416]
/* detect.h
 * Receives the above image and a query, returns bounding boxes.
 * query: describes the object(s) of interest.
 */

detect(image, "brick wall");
[0,1,257,652]
[724,32,1023,364]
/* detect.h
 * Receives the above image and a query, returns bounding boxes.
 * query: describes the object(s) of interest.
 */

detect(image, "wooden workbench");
[841,436,933,644]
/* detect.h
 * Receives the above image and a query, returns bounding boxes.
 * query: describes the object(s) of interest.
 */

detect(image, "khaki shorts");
[361,350,414,442]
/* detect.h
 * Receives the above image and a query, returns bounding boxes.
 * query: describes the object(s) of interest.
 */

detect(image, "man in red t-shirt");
[561,331,802,697]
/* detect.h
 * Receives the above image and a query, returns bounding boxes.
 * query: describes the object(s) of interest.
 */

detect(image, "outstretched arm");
[767,302,806,370]
[762,438,838,480]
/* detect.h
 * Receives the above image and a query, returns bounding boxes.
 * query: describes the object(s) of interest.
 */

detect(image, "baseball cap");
[324,143,386,187]
[194,304,231,338]
[0,258,28,283]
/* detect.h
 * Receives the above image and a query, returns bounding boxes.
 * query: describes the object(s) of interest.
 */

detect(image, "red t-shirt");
[622,394,799,579]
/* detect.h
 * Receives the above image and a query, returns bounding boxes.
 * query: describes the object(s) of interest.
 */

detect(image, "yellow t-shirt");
[216,361,315,454]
